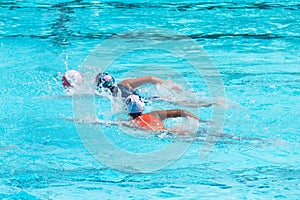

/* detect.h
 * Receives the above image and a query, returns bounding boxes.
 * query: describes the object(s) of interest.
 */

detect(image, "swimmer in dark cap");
[95,72,221,107]
[95,72,176,99]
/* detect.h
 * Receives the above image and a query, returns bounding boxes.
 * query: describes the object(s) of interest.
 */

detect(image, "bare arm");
[150,109,200,121]
[119,76,164,90]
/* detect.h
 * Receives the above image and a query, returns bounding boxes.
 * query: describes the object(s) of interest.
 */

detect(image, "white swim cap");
[125,95,144,114]
[62,70,84,88]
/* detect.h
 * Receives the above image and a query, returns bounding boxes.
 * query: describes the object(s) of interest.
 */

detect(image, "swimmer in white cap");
[125,94,209,132]
[123,96,274,141]
[62,70,84,88]
[61,70,85,95]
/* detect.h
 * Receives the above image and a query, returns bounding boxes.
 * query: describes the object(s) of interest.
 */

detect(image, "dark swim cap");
[96,72,115,89]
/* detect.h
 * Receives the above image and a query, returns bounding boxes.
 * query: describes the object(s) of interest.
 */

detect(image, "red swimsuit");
[132,113,166,131]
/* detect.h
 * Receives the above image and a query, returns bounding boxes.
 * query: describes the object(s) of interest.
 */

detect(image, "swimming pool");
[1,0,299,199]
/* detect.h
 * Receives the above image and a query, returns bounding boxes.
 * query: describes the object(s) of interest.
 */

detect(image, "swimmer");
[95,72,182,98]
[96,72,220,108]
[62,70,84,88]
[62,70,84,95]
[66,93,280,144]
[123,95,282,143]
[125,94,210,134]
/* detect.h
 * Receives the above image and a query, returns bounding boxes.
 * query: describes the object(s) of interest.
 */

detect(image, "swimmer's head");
[125,94,144,115]
[96,72,115,90]
[62,70,84,88]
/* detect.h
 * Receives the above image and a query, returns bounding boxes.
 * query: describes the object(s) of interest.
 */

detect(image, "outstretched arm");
[119,76,164,90]
[150,109,200,121]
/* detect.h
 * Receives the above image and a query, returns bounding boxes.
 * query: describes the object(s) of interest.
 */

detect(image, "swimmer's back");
[132,113,166,131]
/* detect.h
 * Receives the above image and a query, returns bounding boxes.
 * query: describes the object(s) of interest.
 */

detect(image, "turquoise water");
[1,0,300,199]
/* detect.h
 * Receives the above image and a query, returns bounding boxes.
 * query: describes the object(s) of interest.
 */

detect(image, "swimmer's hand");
[171,84,184,93]
[161,80,184,93]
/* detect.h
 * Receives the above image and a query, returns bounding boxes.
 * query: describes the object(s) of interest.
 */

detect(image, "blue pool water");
[1,0,300,199]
